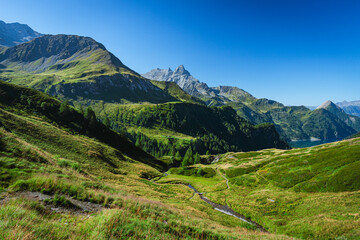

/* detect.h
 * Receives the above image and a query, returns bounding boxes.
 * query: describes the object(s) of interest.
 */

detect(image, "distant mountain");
[306,106,317,110]
[144,66,360,142]
[303,108,357,140]
[0,34,176,103]
[0,20,43,47]
[317,100,360,132]
[337,100,360,117]
[142,65,255,105]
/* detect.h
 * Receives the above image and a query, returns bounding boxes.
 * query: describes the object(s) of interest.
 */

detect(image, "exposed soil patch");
[0,191,104,214]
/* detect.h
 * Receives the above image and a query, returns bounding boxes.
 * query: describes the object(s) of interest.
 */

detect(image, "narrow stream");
[187,184,268,232]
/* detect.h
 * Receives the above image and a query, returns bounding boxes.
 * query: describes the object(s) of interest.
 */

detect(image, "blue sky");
[1,0,360,106]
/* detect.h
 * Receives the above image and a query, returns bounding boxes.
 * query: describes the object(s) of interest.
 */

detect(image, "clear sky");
[1,0,360,106]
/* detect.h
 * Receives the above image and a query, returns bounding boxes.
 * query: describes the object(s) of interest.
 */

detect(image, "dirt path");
[216,167,230,189]
[0,191,104,214]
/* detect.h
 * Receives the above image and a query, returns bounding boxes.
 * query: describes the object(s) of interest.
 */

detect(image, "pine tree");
[84,106,97,129]
[183,147,193,165]
[181,157,189,168]
[59,100,70,116]
[197,167,204,176]
[135,137,141,147]
[194,152,201,164]
[78,105,84,115]
[169,156,174,165]
[104,117,110,128]
[169,145,176,156]
[84,106,95,120]
[40,102,48,111]
[175,151,181,160]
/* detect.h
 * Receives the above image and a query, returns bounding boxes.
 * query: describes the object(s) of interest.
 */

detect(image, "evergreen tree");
[181,157,189,168]
[59,100,70,116]
[84,106,97,129]
[78,105,84,115]
[169,145,176,156]
[194,152,201,164]
[175,151,181,160]
[104,117,111,128]
[169,156,174,165]
[40,102,48,111]
[183,147,193,165]
[84,106,95,120]
[135,137,141,147]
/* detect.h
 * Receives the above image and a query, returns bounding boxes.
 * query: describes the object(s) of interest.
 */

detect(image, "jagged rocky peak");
[0,20,43,47]
[174,64,190,75]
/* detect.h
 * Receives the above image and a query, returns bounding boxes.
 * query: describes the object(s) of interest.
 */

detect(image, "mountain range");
[0,22,288,156]
[144,66,360,142]
[0,20,43,47]
[0,19,358,147]
[142,66,254,105]
[337,100,360,117]
[1,20,360,240]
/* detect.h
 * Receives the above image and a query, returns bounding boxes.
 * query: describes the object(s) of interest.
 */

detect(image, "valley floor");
[159,138,360,239]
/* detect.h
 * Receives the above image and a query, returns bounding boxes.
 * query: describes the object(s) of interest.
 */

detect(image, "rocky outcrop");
[142,65,254,103]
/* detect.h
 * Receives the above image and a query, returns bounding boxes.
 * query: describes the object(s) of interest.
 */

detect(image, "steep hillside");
[0,20,43,47]
[316,100,360,132]
[150,80,204,105]
[0,80,164,170]
[0,34,176,104]
[302,108,357,140]
[163,137,360,239]
[90,102,289,157]
[0,81,281,239]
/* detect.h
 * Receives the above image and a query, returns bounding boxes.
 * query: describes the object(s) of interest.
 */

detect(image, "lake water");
[289,139,339,148]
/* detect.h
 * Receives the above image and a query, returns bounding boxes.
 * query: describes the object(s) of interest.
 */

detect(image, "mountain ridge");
[0,34,177,104]
[143,66,360,141]
[142,65,255,104]
[337,100,360,117]
[0,20,43,47]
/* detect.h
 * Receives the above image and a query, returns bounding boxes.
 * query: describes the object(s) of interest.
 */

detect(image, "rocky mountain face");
[142,65,255,104]
[337,100,360,117]
[0,34,176,103]
[143,65,215,99]
[0,20,43,47]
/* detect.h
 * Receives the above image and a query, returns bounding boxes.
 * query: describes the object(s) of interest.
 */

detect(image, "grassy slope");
[89,101,289,156]
[162,139,360,239]
[150,80,205,105]
[0,35,176,104]
[347,132,360,139]
[0,82,286,239]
